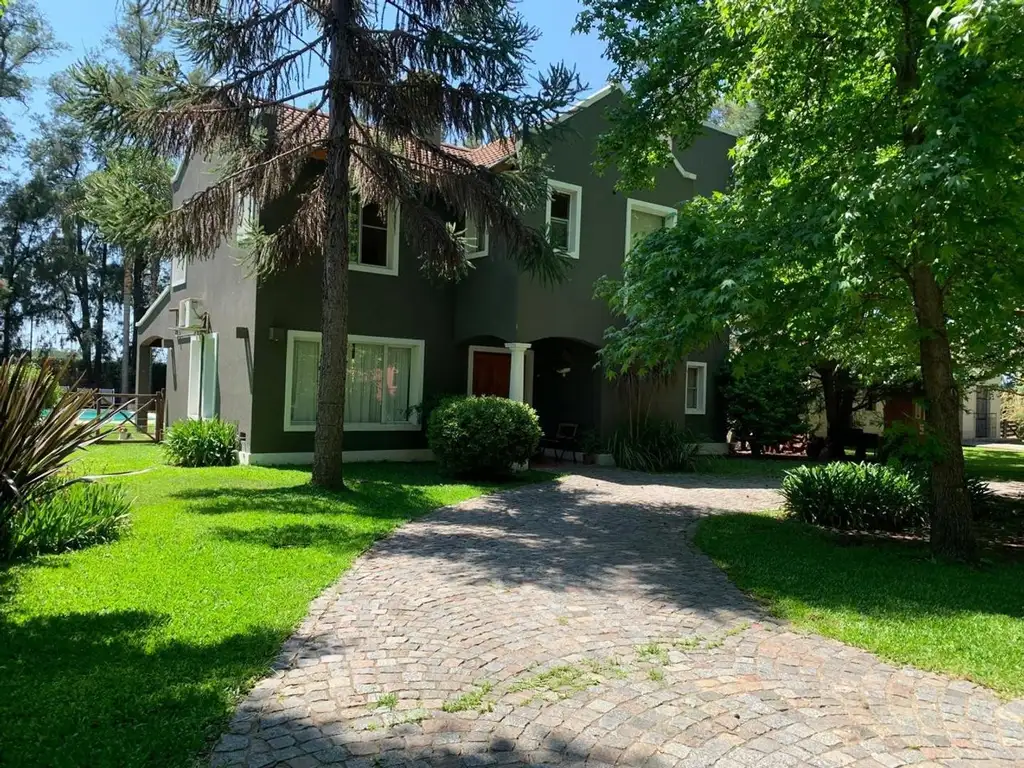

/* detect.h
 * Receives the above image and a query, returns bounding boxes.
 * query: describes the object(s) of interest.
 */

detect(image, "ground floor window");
[685,361,707,415]
[284,331,424,432]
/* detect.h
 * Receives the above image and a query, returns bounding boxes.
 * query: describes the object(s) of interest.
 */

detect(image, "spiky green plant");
[0,356,106,549]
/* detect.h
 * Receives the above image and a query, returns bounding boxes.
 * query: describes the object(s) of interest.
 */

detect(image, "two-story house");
[133,85,736,464]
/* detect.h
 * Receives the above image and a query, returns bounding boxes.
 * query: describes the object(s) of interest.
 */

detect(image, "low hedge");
[427,395,541,477]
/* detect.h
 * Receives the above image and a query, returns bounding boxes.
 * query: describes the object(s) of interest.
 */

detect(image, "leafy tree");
[66,0,175,392]
[722,353,812,457]
[0,174,51,358]
[28,115,115,385]
[71,0,582,489]
[0,0,61,158]
[580,0,1024,559]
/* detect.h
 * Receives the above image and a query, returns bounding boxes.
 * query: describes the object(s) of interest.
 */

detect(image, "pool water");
[77,409,134,423]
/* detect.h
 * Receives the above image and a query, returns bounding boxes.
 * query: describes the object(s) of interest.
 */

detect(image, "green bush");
[782,462,927,532]
[164,418,238,467]
[6,481,131,559]
[427,396,541,477]
[609,420,701,472]
[722,355,812,455]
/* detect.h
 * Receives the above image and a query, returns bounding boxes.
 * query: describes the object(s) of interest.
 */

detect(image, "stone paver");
[214,471,1024,767]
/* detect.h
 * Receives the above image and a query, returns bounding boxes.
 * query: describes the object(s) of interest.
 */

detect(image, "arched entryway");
[529,337,601,441]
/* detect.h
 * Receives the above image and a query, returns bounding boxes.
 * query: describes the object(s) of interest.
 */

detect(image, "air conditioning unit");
[178,298,204,330]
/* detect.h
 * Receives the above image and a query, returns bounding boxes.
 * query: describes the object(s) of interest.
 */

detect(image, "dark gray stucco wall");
[135,155,258,440]
[250,226,462,455]
[514,92,705,348]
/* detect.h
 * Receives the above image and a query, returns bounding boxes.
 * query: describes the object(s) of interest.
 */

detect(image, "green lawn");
[963,446,1024,482]
[0,444,546,767]
[695,512,1024,697]
[699,446,1024,482]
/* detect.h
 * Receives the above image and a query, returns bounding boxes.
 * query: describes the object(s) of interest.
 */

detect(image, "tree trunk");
[911,261,976,560]
[818,364,856,460]
[311,0,354,489]
[96,242,107,384]
[121,255,133,394]
[131,256,146,391]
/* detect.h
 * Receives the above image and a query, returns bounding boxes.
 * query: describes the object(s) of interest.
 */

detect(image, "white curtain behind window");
[630,209,666,248]
[383,346,412,422]
[290,339,320,426]
[345,343,384,423]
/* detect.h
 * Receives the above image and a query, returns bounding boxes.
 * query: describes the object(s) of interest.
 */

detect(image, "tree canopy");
[580,0,1024,559]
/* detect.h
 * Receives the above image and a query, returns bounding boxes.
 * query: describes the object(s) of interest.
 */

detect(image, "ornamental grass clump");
[782,462,927,532]
[7,481,131,560]
[164,418,238,467]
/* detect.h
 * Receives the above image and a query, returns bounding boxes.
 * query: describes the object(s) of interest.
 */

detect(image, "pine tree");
[72,0,582,488]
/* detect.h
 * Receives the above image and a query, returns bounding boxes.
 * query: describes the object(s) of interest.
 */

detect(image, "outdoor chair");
[540,423,580,463]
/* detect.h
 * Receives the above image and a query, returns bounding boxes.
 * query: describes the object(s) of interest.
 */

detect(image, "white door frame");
[466,345,534,404]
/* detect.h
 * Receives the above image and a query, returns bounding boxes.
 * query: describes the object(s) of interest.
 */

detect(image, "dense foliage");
[164,418,238,468]
[5,480,130,559]
[579,0,1024,559]
[722,357,812,455]
[608,420,701,472]
[0,355,104,552]
[427,396,542,477]
[782,463,927,532]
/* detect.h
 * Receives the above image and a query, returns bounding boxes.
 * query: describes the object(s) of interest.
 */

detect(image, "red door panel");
[472,352,510,397]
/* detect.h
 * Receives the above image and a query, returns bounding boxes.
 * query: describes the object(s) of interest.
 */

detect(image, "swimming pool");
[77,409,134,423]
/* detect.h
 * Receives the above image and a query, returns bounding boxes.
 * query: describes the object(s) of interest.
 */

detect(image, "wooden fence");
[81,390,166,443]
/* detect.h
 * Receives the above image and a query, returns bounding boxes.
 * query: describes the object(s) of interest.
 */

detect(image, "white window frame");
[625,198,677,256]
[350,202,401,276]
[463,216,489,260]
[546,180,583,259]
[171,256,186,288]
[685,361,707,416]
[283,330,425,432]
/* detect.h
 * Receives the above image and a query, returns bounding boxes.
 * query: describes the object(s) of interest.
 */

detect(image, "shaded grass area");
[695,511,1024,697]
[0,444,547,767]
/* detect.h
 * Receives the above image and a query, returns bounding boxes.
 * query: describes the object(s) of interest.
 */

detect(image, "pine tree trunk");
[96,243,107,384]
[121,256,133,394]
[911,261,976,560]
[131,256,146,391]
[311,0,354,489]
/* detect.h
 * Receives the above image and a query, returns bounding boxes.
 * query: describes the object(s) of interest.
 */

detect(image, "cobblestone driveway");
[215,471,1024,767]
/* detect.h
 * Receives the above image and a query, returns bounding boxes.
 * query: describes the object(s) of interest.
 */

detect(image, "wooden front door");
[472,351,510,397]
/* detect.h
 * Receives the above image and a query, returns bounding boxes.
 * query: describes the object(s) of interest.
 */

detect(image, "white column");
[504,342,532,402]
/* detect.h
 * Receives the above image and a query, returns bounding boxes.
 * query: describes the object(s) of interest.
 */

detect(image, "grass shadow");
[212,521,381,554]
[0,608,285,767]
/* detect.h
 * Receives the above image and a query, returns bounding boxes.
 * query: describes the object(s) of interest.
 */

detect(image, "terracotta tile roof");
[275,104,514,168]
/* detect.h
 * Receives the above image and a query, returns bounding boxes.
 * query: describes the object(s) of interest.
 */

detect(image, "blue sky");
[11,0,612,142]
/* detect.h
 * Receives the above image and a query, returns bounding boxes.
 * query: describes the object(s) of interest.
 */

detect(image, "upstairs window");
[626,199,677,254]
[351,200,400,275]
[461,216,488,259]
[546,180,582,259]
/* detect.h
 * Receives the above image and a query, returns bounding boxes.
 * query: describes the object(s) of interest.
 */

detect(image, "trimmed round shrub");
[6,481,131,560]
[164,418,238,467]
[782,462,927,532]
[427,396,542,477]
